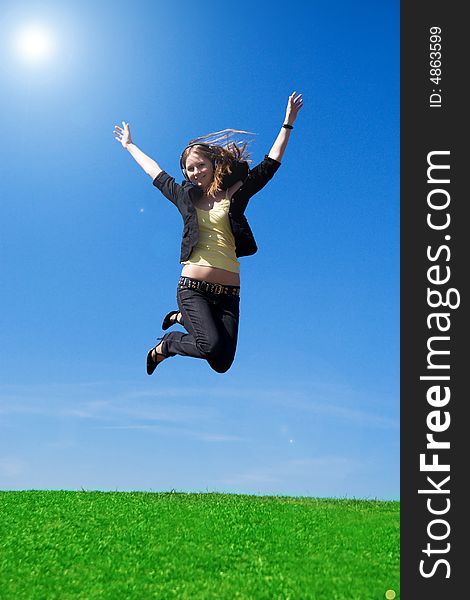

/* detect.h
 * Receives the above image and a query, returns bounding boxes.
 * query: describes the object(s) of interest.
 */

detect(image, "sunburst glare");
[15,25,55,63]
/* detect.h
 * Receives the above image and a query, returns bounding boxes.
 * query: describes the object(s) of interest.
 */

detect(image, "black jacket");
[152,155,281,262]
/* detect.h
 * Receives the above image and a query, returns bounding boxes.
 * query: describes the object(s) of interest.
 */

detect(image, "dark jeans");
[161,284,240,373]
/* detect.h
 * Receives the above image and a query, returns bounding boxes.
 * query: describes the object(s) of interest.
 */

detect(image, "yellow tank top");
[182,197,240,274]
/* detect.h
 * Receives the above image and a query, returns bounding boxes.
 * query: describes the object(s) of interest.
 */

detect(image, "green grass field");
[0,491,399,599]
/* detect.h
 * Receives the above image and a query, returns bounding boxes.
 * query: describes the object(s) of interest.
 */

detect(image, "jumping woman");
[113,91,303,375]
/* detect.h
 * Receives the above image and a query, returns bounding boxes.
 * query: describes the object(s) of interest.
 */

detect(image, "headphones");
[179,143,218,181]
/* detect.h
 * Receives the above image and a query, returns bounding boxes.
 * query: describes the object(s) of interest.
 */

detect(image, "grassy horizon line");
[1,490,400,599]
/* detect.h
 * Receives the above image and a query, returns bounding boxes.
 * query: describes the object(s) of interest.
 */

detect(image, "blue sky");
[0,0,399,499]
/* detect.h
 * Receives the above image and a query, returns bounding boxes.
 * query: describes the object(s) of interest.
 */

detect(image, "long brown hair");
[182,129,255,197]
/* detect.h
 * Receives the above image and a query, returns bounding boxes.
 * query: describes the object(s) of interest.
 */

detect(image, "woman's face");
[185,149,214,189]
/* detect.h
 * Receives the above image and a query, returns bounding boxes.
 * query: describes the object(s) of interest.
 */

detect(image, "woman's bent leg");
[162,287,221,360]
[207,295,240,373]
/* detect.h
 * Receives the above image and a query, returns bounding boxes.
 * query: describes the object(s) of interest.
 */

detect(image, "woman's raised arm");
[114,121,163,180]
[268,92,303,163]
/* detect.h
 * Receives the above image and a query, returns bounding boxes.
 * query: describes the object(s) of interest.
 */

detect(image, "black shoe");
[162,310,182,330]
[146,339,165,375]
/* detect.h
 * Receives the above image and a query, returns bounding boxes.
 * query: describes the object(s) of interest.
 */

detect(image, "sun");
[15,25,55,63]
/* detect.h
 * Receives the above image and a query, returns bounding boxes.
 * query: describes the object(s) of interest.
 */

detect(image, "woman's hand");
[284,91,303,126]
[114,124,162,179]
[267,91,303,162]
[114,121,133,148]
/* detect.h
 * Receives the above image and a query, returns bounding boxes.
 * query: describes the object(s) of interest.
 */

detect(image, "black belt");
[178,276,240,296]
